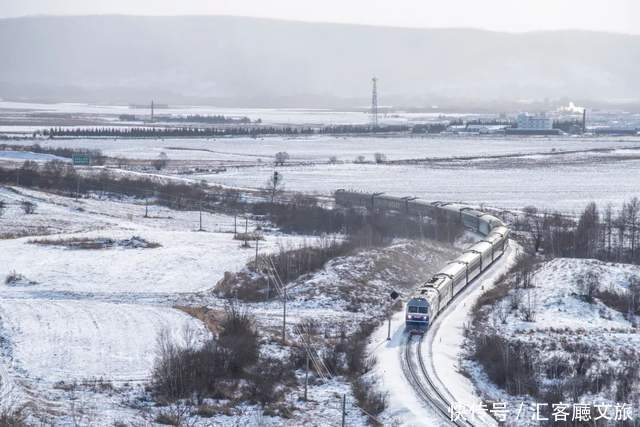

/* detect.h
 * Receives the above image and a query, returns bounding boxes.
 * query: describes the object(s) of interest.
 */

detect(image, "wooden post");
[304,352,309,401]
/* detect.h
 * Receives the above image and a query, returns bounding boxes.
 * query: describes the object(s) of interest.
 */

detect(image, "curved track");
[402,334,474,427]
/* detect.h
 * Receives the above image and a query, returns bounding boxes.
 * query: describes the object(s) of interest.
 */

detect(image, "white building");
[516,113,553,130]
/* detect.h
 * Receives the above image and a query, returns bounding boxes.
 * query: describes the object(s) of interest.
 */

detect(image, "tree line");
[43,124,414,139]
[44,126,316,138]
[119,114,255,124]
[520,199,640,265]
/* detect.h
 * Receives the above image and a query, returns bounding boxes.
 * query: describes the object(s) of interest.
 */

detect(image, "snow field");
[7,134,640,162]
[0,187,311,295]
[206,159,640,213]
[0,186,324,423]
[0,299,209,382]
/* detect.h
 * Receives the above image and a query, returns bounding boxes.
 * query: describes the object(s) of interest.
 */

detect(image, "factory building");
[516,113,553,130]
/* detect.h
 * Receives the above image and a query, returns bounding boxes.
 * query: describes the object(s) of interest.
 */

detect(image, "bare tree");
[603,203,614,258]
[496,300,510,324]
[575,202,600,258]
[509,287,523,310]
[354,155,366,164]
[521,290,537,322]
[153,152,169,170]
[523,205,547,253]
[576,271,599,303]
[328,155,338,164]
[264,171,284,204]
[626,197,640,262]
[0,199,5,217]
[274,151,290,166]
[374,152,387,164]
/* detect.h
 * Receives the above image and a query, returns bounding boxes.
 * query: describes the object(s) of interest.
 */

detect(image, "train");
[334,190,510,333]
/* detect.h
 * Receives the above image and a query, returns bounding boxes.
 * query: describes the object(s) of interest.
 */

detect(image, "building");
[516,113,553,130]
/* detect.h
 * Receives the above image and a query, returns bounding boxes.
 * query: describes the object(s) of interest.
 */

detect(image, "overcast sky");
[2,0,639,35]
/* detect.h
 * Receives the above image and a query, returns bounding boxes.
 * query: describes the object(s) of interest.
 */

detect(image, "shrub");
[247,357,295,405]
[0,405,27,427]
[217,304,259,375]
[151,304,259,402]
[473,334,538,396]
[352,378,387,422]
[20,200,36,214]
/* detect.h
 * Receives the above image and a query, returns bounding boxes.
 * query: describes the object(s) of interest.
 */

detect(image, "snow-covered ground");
[0,185,326,423]
[0,150,70,163]
[207,160,640,212]
[6,134,639,162]
[5,134,639,212]
[463,257,640,424]
[0,299,209,383]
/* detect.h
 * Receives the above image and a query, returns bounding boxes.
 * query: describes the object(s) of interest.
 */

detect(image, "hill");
[1,15,639,107]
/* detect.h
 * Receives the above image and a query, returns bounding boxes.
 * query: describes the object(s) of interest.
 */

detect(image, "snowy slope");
[463,257,640,422]
[0,300,209,382]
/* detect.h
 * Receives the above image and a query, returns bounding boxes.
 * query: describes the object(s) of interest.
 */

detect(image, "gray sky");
[2,0,639,35]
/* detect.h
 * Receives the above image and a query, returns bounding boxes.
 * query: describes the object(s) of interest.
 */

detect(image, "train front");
[405,297,429,333]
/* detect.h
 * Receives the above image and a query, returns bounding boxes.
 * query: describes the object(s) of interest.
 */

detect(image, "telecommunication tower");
[371,77,378,128]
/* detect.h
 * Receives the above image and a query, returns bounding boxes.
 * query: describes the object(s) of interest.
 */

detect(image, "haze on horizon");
[2,0,639,35]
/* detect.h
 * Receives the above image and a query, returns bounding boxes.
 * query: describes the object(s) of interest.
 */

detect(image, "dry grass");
[28,236,161,250]
[174,306,222,334]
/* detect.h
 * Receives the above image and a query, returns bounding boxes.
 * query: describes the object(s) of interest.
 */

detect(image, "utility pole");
[304,352,309,401]
[255,237,259,268]
[199,201,203,231]
[16,168,19,186]
[387,311,392,341]
[75,176,80,202]
[234,214,237,237]
[282,284,287,345]
[341,394,346,427]
[144,198,149,218]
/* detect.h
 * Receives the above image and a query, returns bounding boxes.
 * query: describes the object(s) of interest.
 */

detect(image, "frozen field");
[6,134,639,212]
[8,134,640,162]
[205,160,640,212]
[0,299,208,382]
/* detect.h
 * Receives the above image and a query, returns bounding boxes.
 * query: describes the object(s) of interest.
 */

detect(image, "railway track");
[402,334,475,427]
